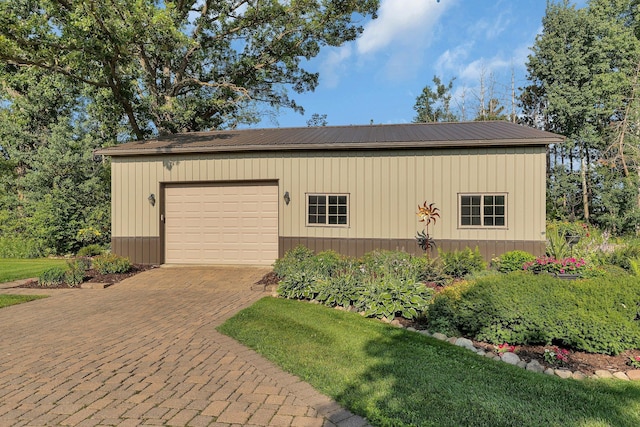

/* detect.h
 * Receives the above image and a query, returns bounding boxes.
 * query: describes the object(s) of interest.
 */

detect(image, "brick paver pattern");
[0,267,369,427]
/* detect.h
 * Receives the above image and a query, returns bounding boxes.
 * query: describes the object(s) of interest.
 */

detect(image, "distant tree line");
[414,0,640,234]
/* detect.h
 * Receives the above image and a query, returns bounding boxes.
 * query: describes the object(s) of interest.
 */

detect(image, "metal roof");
[95,121,563,156]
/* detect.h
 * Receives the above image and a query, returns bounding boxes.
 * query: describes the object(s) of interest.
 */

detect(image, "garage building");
[95,121,562,266]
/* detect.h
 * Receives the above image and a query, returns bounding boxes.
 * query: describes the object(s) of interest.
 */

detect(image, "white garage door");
[164,183,278,265]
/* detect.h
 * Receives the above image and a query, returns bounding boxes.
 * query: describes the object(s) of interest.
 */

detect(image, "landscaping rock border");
[398,322,640,381]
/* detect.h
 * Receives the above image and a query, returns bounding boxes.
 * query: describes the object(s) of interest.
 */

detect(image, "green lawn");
[219,297,640,427]
[0,258,67,283]
[0,294,46,308]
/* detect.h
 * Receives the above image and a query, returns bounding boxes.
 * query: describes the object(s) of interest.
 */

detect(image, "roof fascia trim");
[95,138,562,156]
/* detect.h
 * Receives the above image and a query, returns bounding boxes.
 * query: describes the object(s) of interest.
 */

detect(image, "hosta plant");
[355,277,432,320]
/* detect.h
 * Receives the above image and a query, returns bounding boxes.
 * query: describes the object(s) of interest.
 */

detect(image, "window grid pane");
[308,195,326,224]
[328,195,348,225]
[460,194,506,228]
[308,194,348,226]
[460,195,481,226]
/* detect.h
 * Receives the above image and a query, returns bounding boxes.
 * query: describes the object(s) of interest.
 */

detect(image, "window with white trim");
[307,193,349,226]
[459,194,507,227]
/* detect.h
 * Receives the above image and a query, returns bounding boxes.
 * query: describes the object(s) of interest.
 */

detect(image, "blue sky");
[251,0,587,129]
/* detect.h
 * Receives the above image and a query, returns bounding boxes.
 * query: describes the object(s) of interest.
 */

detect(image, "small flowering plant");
[543,347,570,366]
[523,256,558,273]
[628,356,640,369]
[495,343,516,354]
[523,256,587,276]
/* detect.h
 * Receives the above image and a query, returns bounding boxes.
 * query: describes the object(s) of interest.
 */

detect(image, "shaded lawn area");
[218,297,640,427]
[0,258,67,283]
[0,294,46,309]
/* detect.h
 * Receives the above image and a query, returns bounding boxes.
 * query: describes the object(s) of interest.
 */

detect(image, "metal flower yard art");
[416,201,440,257]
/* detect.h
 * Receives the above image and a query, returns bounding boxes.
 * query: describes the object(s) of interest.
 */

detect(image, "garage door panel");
[165,183,278,265]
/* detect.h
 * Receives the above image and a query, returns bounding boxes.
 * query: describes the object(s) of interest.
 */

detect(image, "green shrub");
[594,264,630,278]
[464,269,502,281]
[273,246,346,279]
[359,250,432,283]
[494,250,536,273]
[355,277,432,320]
[77,244,105,257]
[427,272,640,355]
[275,247,349,301]
[606,242,640,272]
[92,253,132,274]
[273,245,315,278]
[306,250,347,279]
[0,236,49,258]
[439,247,486,278]
[38,266,66,287]
[277,271,318,300]
[424,280,475,335]
[75,256,92,271]
[315,272,362,307]
[64,259,86,287]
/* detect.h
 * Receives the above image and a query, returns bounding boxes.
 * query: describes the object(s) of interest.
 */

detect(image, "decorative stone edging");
[390,320,640,381]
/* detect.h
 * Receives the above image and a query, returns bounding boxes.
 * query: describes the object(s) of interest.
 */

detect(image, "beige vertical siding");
[111,147,546,245]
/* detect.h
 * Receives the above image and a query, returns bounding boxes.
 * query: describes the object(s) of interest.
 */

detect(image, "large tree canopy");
[0,0,378,139]
[521,0,640,231]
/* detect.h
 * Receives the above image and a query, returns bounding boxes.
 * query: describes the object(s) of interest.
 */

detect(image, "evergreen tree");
[413,76,458,123]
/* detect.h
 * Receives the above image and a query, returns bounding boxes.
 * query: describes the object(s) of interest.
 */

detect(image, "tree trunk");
[581,155,589,221]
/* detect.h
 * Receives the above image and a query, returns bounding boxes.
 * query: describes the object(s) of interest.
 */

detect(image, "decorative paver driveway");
[0,267,369,427]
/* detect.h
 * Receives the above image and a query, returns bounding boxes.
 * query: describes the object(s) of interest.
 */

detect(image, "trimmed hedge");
[427,272,640,355]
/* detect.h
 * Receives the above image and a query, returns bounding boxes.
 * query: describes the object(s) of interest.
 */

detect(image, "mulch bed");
[253,271,280,288]
[17,264,158,289]
[471,341,640,375]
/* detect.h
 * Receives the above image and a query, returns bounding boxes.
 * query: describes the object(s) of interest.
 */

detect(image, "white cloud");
[469,11,511,41]
[435,43,472,76]
[356,0,449,55]
[435,41,531,87]
[460,57,510,82]
[318,45,353,88]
